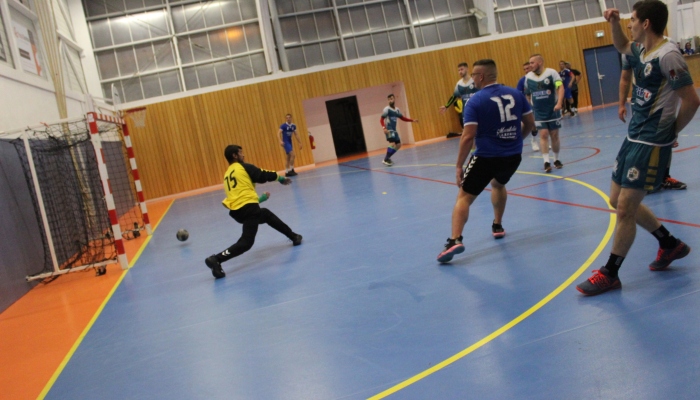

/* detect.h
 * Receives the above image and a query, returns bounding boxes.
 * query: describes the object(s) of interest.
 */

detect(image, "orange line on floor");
[0,198,172,400]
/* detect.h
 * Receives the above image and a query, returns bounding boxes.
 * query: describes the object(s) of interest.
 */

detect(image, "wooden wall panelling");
[135,22,654,199]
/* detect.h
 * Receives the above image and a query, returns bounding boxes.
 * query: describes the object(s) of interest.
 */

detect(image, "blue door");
[583,45,622,106]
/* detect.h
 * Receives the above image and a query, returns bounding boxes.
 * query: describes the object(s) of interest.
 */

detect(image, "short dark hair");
[522,62,530,66]
[225,145,242,163]
[286,113,292,117]
[457,62,468,68]
[633,0,668,36]
[387,94,394,99]
[473,59,497,79]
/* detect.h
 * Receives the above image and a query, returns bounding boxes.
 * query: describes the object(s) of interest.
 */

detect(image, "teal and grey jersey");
[444,79,479,107]
[524,68,562,122]
[621,54,634,71]
[454,79,479,104]
[627,40,693,146]
[381,106,404,132]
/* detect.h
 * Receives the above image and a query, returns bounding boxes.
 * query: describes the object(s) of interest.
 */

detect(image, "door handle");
[598,74,605,80]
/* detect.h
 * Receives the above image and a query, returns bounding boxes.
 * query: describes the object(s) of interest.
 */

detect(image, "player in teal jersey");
[619,53,688,194]
[577,1,700,296]
[525,54,564,172]
[439,62,479,126]
[380,94,418,166]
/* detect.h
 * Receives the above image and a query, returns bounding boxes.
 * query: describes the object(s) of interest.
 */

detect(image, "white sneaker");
[531,138,540,152]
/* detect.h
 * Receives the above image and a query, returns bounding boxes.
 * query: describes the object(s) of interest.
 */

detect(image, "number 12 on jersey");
[490,95,517,122]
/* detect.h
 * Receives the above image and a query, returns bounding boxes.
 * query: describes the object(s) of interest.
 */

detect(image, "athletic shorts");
[564,88,573,99]
[386,130,401,144]
[283,141,293,154]
[612,138,671,191]
[461,154,522,196]
[536,120,561,131]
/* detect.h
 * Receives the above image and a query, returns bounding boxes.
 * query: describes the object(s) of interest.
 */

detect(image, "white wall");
[302,82,415,163]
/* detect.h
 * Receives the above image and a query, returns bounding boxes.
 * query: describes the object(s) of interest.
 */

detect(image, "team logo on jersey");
[644,63,652,77]
[669,69,678,81]
[546,90,551,95]
[544,78,550,85]
[469,84,474,89]
[643,89,652,102]
[627,167,640,182]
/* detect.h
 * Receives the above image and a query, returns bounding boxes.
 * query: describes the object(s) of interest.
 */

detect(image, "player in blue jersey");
[439,62,479,126]
[380,94,418,166]
[559,61,576,116]
[517,61,540,151]
[576,1,700,296]
[525,54,565,173]
[437,59,535,263]
[278,114,302,176]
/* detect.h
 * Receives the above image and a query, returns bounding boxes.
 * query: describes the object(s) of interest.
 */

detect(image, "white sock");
[553,152,559,161]
[542,153,550,163]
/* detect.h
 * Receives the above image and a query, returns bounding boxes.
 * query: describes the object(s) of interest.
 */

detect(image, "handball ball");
[176,229,189,242]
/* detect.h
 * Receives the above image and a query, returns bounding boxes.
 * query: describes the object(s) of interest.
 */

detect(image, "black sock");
[604,254,625,277]
[651,225,677,249]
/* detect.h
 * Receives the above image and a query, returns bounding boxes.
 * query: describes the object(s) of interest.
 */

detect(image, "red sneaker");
[576,268,621,296]
[649,240,691,271]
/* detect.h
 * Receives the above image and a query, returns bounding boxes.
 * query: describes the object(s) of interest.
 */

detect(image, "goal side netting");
[1,112,151,281]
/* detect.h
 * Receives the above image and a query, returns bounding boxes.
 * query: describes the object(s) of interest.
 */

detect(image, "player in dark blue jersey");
[437,59,535,263]
[278,114,302,176]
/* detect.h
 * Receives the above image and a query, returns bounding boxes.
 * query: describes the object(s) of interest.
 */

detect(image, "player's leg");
[437,156,488,262]
[572,90,579,112]
[489,154,521,239]
[550,125,563,169]
[530,128,539,151]
[288,149,297,176]
[205,206,261,279]
[258,207,302,245]
[537,125,551,171]
[383,135,400,166]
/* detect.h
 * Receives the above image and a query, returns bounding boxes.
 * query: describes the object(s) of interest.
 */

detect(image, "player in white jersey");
[576,1,700,296]
[524,54,564,172]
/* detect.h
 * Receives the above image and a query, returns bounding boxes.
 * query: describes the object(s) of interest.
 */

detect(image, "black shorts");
[461,154,522,196]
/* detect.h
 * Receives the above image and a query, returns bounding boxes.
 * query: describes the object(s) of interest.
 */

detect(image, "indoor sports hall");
[2,1,700,399]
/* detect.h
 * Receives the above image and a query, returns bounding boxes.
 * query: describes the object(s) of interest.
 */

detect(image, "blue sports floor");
[46,104,700,399]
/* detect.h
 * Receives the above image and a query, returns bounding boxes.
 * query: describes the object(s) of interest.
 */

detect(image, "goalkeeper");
[205,145,302,279]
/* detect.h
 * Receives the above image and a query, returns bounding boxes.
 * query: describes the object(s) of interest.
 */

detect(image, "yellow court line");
[38,198,175,399]
[369,173,616,400]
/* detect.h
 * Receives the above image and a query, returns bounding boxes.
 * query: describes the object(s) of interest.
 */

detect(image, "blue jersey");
[381,106,404,132]
[280,123,296,144]
[463,84,533,157]
[559,68,572,88]
[516,76,526,94]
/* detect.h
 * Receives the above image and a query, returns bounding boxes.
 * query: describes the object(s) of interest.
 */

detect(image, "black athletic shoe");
[291,234,303,246]
[205,256,225,279]
[553,160,563,169]
[437,238,464,263]
[286,170,297,177]
[544,162,552,173]
[663,177,687,190]
[492,222,505,239]
[576,267,621,296]
[649,240,691,271]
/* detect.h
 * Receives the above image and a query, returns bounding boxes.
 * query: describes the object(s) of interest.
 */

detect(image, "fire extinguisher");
[309,133,316,149]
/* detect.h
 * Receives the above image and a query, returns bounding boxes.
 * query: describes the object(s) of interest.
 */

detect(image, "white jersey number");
[490,95,517,122]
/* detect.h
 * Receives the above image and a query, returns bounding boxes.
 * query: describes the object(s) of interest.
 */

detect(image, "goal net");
[2,112,151,281]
